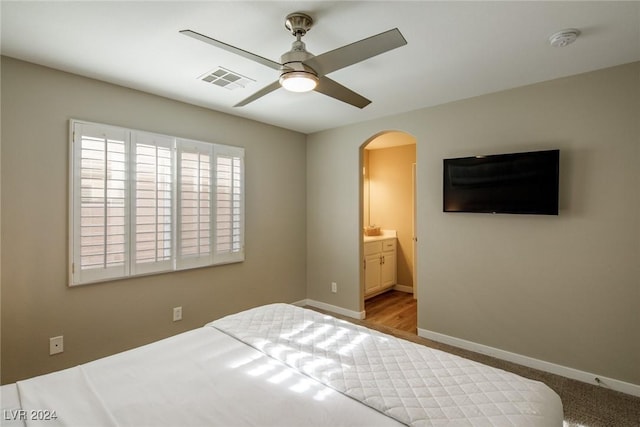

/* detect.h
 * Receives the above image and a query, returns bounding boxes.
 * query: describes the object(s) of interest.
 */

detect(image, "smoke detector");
[549,29,580,47]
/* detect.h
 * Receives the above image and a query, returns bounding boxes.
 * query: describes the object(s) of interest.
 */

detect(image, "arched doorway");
[360,131,417,333]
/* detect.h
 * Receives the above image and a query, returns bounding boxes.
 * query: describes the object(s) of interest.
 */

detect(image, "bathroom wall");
[366,143,416,289]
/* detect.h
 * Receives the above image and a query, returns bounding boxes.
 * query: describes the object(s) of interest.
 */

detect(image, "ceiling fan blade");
[304,28,407,76]
[315,76,371,109]
[180,29,282,71]
[234,80,281,107]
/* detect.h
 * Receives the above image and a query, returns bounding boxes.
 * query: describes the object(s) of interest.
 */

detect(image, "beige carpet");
[308,306,640,427]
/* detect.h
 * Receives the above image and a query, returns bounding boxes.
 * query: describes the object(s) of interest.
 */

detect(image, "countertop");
[363,229,397,243]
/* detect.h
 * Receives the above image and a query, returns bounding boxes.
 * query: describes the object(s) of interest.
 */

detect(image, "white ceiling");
[2,1,638,134]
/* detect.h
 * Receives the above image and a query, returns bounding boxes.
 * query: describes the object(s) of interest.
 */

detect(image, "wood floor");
[364,290,417,334]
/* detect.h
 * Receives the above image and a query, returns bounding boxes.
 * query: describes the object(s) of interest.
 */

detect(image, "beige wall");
[0,57,307,384]
[2,56,639,388]
[307,62,640,385]
[366,144,416,288]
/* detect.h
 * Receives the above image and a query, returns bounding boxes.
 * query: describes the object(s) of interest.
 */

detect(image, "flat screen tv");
[443,149,559,215]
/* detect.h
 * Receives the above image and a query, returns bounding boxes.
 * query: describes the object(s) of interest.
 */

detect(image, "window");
[70,120,244,286]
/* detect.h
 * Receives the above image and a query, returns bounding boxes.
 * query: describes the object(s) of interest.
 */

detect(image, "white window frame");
[69,120,244,286]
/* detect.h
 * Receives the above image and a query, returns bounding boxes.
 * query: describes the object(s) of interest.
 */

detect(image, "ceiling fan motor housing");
[280,25,318,80]
[278,54,318,92]
[281,12,317,79]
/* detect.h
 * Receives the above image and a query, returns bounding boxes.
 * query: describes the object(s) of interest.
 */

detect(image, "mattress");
[1,383,24,427]
[2,304,562,426]
[212,304,563,426]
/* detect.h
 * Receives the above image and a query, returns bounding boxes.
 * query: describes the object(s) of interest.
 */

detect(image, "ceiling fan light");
[279,71,318,92]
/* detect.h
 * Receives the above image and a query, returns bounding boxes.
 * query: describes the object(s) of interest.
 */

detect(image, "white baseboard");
[393,284,414,293]
[418,328,640,398]
[298,299,365,320]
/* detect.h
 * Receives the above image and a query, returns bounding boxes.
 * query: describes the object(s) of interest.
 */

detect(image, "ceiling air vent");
[199,67,255,90]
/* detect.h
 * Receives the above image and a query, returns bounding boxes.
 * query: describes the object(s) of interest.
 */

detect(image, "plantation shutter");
[214,145,244,263]
[70,120,245,286]
[176,139,213,269]
[71,122,129,285]
[130,132,174,275]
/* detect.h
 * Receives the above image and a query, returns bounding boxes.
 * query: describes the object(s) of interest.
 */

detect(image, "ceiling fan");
[180,12,407,108]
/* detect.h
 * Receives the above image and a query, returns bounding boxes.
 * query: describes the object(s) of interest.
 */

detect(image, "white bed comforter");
[6,303,562,426]
[11,323,400,427]
[210,304,563,426]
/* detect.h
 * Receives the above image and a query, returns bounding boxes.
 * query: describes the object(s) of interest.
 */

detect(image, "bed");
[1,303,563,426]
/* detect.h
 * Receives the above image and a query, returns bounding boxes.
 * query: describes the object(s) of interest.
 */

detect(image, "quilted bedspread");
[210,303,563,426]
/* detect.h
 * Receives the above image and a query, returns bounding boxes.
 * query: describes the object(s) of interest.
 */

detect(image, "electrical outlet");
[49,336,64,355]
[173,306,183,322]
[331,282,337,293]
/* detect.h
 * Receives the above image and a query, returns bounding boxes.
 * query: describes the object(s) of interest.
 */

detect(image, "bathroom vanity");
[363,230,397,298]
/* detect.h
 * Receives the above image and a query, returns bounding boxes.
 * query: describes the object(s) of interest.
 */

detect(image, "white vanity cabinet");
[364,238,397,298]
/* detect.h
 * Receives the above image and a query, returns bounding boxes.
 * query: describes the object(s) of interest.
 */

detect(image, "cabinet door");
[380,250,397,288]
[364,254,381,294]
